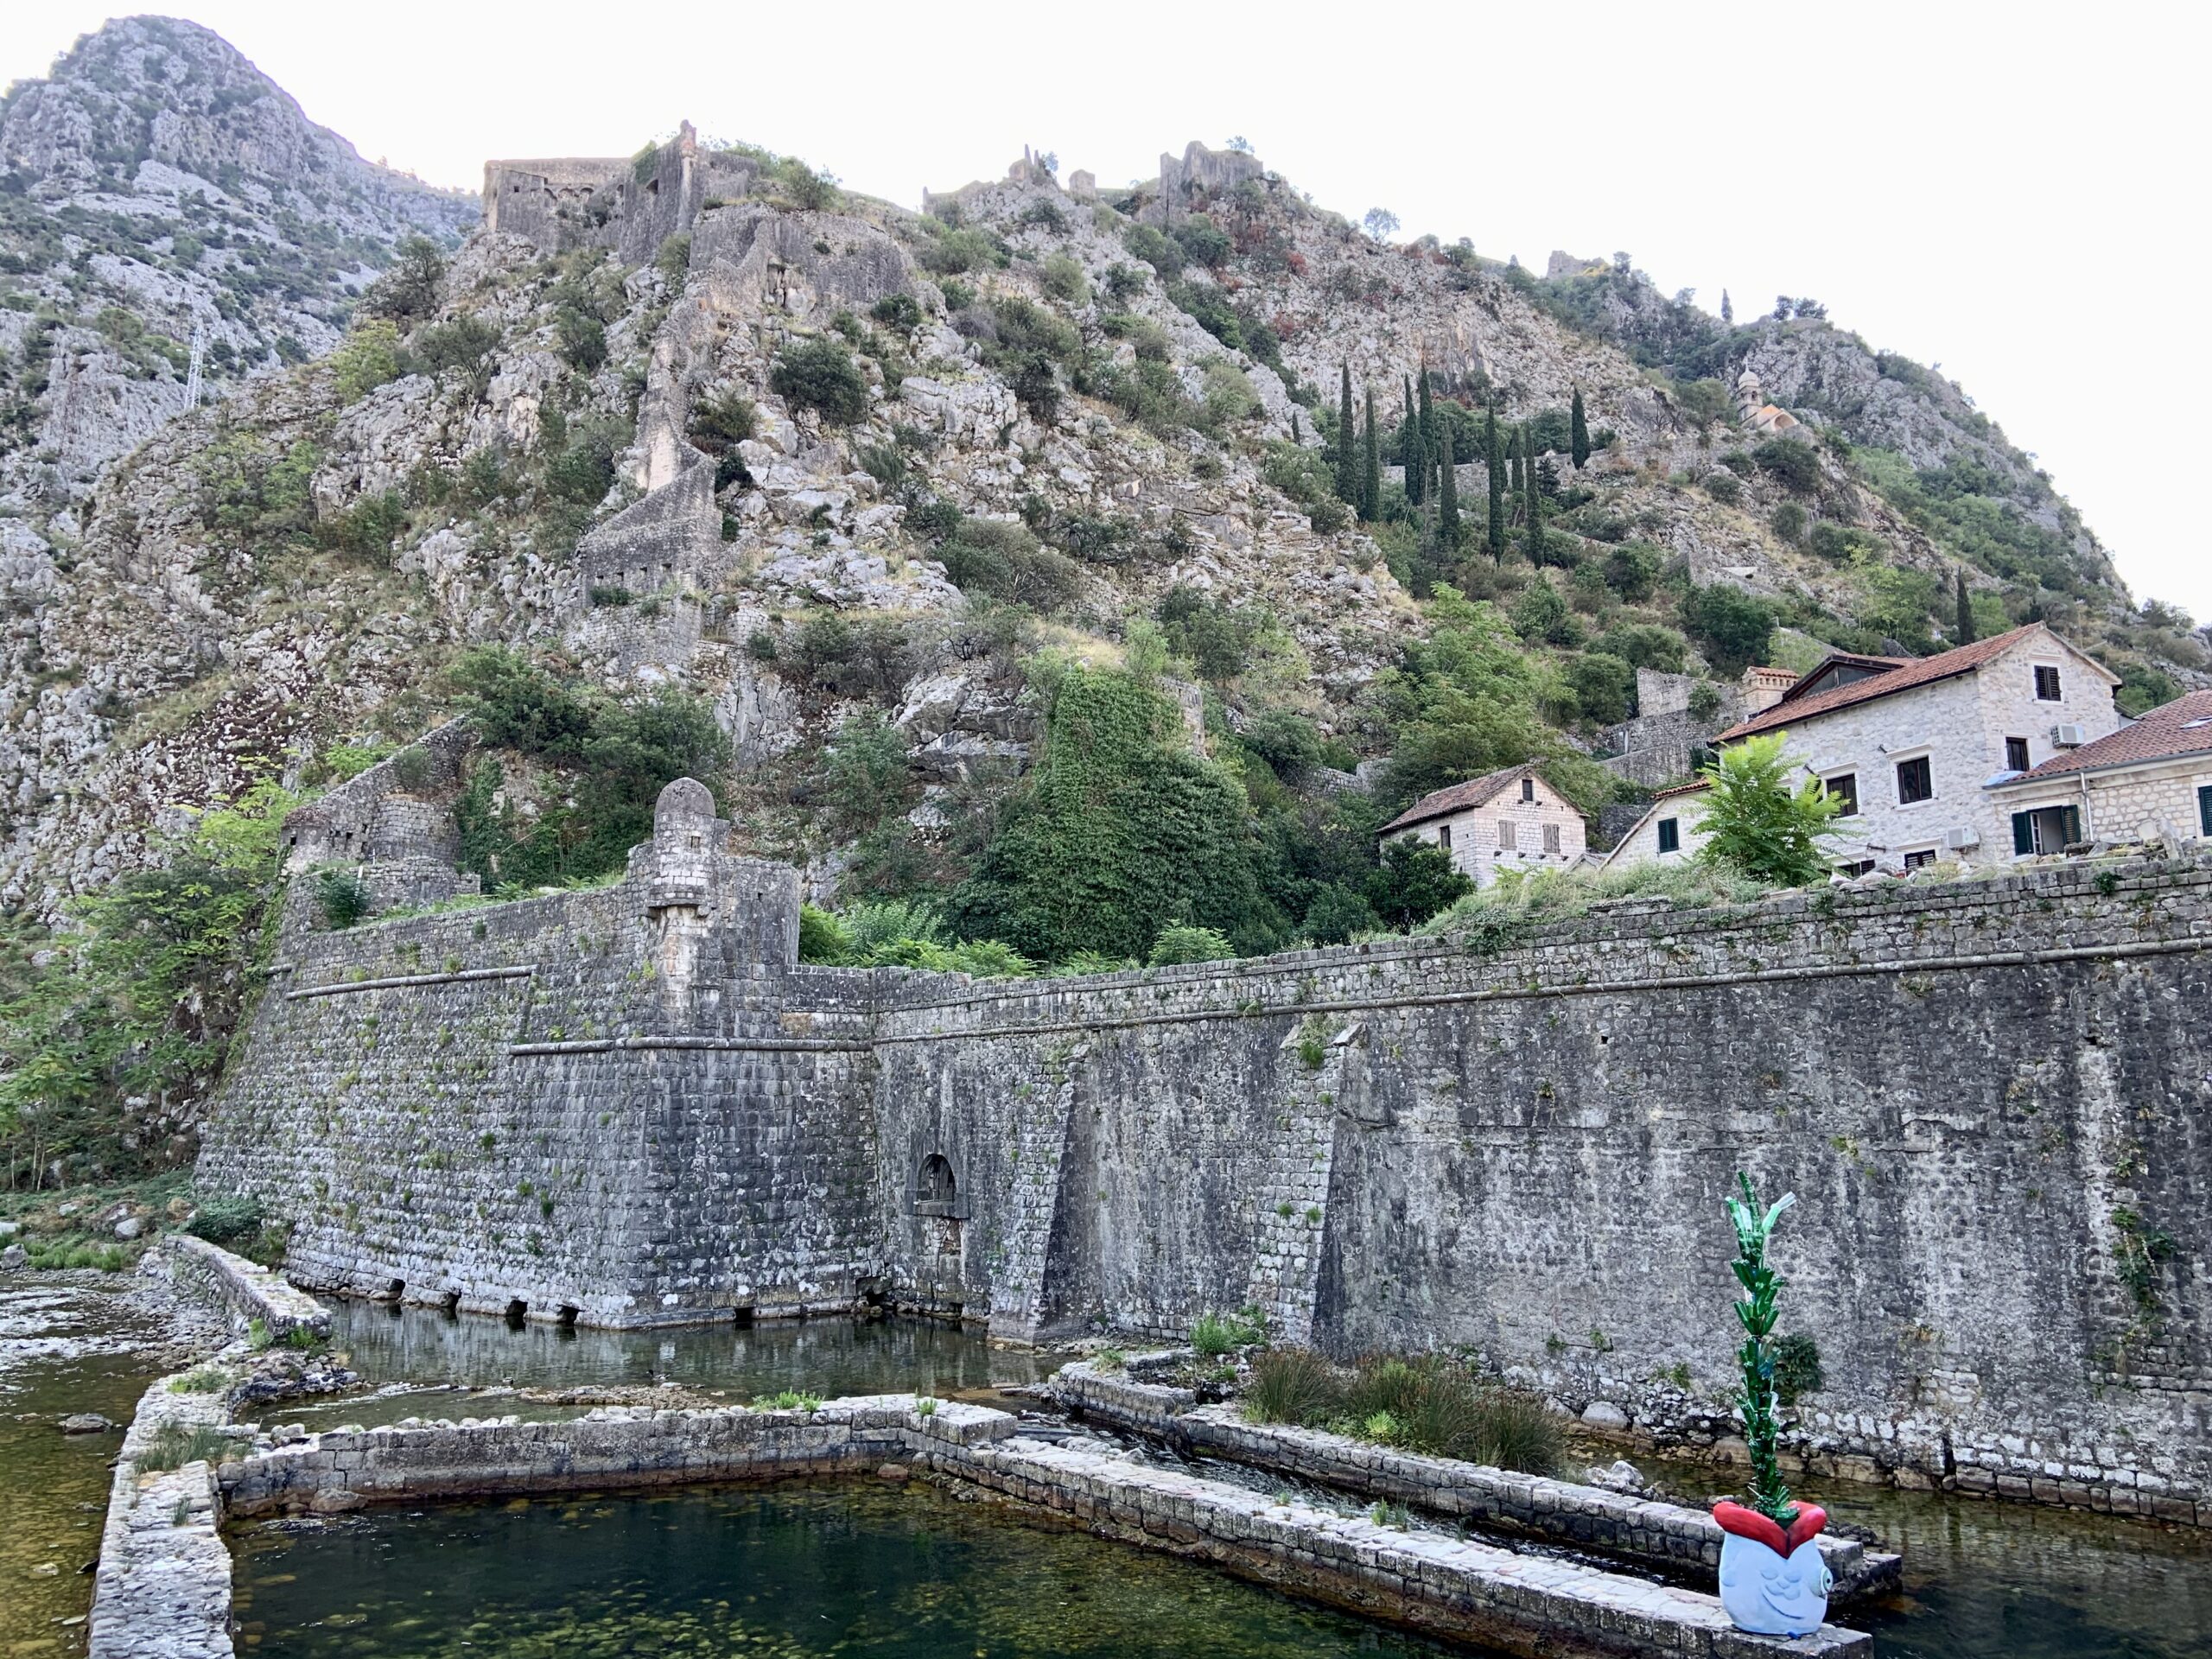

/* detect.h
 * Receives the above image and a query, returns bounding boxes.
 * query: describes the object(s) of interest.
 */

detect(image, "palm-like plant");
[1725,1172,1800,1524]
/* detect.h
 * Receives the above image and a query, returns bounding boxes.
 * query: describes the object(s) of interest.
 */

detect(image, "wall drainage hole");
[440,1290,461,1318]
[504,1299,528,1326]
[556,1305,580,1327]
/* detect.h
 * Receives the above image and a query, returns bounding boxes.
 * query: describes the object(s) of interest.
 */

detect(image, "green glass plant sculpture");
[1725,1171,1799,1525]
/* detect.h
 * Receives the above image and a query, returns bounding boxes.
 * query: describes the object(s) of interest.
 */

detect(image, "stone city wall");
[200,827,2212,1518]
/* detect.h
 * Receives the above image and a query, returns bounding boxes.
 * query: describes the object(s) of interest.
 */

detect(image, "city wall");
[198,797,2212,1516]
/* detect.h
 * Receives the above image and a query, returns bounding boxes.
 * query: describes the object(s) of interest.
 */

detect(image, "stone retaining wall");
[1048,1359,1897,1600]
[157,1236,331,1342]
[89,1367,240,1659]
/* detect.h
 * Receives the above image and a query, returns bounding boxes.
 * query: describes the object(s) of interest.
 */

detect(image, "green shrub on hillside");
[770,340,868,424]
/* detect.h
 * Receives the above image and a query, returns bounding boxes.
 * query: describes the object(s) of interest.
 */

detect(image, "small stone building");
[1598,780,1713,872]
[1378,763,1586,887]
[1990,689,2212,853]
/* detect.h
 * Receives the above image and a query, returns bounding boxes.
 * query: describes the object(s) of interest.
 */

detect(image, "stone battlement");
[199,830,2212,1521]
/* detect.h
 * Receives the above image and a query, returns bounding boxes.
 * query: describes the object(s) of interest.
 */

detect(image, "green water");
[232,1482,1453,1657]
[0,1275,175,1657]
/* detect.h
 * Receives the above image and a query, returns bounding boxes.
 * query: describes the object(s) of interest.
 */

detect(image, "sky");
[3,3,2204,618]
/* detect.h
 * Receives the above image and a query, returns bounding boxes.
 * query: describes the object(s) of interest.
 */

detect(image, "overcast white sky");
[5,3,2204,617]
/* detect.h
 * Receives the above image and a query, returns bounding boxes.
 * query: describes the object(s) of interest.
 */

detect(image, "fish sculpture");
[1713,1499,1833,1636]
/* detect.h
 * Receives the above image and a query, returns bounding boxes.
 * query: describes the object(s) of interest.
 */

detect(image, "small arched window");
[917,1154,957,1207]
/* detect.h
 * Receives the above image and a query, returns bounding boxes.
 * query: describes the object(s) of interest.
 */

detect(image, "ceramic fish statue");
[1713,1500,1833,1636]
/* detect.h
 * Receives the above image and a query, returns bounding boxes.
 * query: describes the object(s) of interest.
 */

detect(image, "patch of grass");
[1241,1349,1560,1474]
[168,1369,228,1395]
[1243,1346,1339,1425]
[914,1395,938,1417]
[753,1389,823,1413]
[135,1421,243,1473]
[1093,1347,1126,1372]
[1190,1309,1264,1357]
[1421,859,1771,943]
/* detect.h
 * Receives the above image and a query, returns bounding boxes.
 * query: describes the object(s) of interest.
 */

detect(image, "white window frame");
[1891,747,1936,809]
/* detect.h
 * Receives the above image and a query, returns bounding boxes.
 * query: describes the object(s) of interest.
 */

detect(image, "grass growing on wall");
[1242,1348,1561,1474]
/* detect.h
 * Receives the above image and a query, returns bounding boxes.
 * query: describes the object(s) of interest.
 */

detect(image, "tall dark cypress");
[1522,423,1543,563]
[1401,373,1422,505]
[1336,365,1358,505]
[1509,423,1523,497]
[1955,571,1975,644]
[1485,411,1506,563]
[1570,385,1591,469]
[1437,423,1459,550]
[1361,386,1382,522]
[1417,369,1436,496]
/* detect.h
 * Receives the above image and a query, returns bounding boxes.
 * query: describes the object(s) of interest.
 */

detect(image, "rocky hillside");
[0,14,474,521]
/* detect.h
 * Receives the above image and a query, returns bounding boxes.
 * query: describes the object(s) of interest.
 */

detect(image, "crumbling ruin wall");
[199,843,2212,1516]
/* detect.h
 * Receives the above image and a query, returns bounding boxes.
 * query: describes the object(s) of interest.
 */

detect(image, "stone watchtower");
[626,779,799,1025]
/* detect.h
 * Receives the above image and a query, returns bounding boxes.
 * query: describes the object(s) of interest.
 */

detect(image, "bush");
[313,868,372,929]
[1243,1347,1342,1425]
[1770,501,1808,543]
[869,292,922,331]
[934,518,1082,612]
[1681,583,1773,674]
[415,315,500,397]
[1702,469,1743,505]
[1148,924,1236,966]
[1595,622,1688,674]
[688,388,757,450]
[360,235,446,323]
[1366,838,1473,930]
[1566,652,1635,726]
[555,307,607,372]
[1695,730,1844,886]
[770,340,868,424]
[1753,437,1820,493]
[1171,215,1231,270]
[1039,252,1088,304]
[185,1196,264,1245]
[330,320,401,403]
[1122,223,1184,276]
[1302,884,1381,944]
[918,226,1001,276]
[1602,542,1662,601]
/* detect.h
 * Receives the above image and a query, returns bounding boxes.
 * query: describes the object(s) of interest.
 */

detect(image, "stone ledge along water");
[194,802,2212,1522]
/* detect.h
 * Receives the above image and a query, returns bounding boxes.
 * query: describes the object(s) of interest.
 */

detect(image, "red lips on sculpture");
[1712,1499,1827,1555]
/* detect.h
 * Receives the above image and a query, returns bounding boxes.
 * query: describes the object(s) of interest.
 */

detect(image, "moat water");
[5,1279,2210,1658]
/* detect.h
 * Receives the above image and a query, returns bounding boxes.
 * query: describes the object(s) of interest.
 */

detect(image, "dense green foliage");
[450,647,731,891]
[1242,1348,1561,1474]
[1725,1173,1802,1524]
[769,340,868,425]
[1695,733,1843,886]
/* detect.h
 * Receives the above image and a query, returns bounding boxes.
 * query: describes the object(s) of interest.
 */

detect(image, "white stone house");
[1706,623,2124,874]
[1378,763,1587,888]
[1987,690,2212,854]
[1598,780,1713,872]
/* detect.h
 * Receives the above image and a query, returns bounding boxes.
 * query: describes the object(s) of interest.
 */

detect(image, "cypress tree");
[1361,386,1382,522]
[1721,289,1734,324]
[1570,385,1591,469]
[1437,423,1460,550]
[1485,412,1506,563]
[1955,571,1975,644]
[1509,423,1523,496]
[1336,365,1358,505]
[1401,373,1423,505]
[1522,423,1543,563]
[1417,370,1436,497]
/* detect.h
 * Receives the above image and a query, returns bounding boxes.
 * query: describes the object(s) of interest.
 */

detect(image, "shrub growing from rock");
[770,340,868,425]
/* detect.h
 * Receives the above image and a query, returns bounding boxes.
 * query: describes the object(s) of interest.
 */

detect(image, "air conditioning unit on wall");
[2052,724,2087,747]
[1946,826,1981,851]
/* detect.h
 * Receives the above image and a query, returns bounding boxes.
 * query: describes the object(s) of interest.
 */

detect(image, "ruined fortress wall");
[200,854,2212,1510]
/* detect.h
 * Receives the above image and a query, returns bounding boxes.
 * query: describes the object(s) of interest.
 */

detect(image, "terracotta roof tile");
[2001,690,2212,783]
[1718,625,2063,742]
[1378,763,1539,834]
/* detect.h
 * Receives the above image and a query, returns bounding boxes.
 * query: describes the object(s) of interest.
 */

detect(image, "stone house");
[1597,780,1713,872]
[1988,689,2212,853]
[1378,763,1586,887]
[1704,623,2125,874]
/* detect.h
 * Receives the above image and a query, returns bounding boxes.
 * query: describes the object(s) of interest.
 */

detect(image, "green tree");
[1401,374,1424,505]
[770,340,868,425]
[1723,1173,1802,1524]
[1436,423,1460,550]
[1955,570,1975,644]
[1521,424,1544,563]
[1336,365,1358,505]
[1361,386,1382,522]
[1570,386,1591,469]
[1485,411,1507,562]
[1417,370,1436,496]
[1695,732,1842,886]
[1682,584,1775,674]
[1365,837,1474,929]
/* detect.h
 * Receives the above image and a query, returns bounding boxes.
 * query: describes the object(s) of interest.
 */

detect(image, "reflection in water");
[1634,1452,2212,1659]
[327,1299,1058,1398]
[0,1277,175,1655]
[233,1483,1459,1658]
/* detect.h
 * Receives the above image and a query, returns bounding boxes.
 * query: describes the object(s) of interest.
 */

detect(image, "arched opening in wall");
[379,1278,405,1302]
[732,1306,756,1328]
[505,1299,528,1327]
[914,1154,963,1288]
[917,1154,957,1210]
[556,1305,580,1339]
[440,1290,461,1319]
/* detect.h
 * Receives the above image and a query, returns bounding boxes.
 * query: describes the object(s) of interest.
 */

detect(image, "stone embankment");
[154,1235,331,1343]
[1052,1357,1900,1601]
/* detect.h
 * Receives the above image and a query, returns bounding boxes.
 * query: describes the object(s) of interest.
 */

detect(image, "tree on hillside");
[1401,373,1424,505]
[1437,423,1460,550]
[1955,571,1975,644]
[1721,289,1733,323]
[1509,423,1524,497]
[1336,365,1358,505]
[1361,385,1382,522]
[1485,412,1506,563]
[1521,424,1544,563]
[1417,369,1436,496]
[1570,386,1591,469]
[1696,732,1844,887]
[1366,837,1473,929]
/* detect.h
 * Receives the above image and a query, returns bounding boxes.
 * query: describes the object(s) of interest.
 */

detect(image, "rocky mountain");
[0,15,475,520]
[0,66,2203,933]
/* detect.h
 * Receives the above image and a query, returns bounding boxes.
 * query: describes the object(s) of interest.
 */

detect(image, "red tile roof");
[1379,762,1541,834]
[1717,625,2065,742]
[2000,690,2212,783]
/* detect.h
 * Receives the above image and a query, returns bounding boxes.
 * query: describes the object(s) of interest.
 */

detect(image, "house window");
[2202,785,2212,837]
[1542,823,1561,855]
[2012,806,2082,856]
[1520,777,1536,803]
[1657,817,1681,854]
[1896,755,1933,805]
[1438,823,1452,851]
[1835,859,1876,878]
[1497,820,1516,851]
[2034,665,2063,701]
[1903,849,1937,870]
[2005,737,2031,772]
[1824,773,1859,816]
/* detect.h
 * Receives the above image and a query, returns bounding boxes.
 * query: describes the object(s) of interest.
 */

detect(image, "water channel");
[5,1277,2209,1658]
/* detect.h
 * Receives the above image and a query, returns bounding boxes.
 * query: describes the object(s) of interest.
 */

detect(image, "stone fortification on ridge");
[197,776,2212,1524]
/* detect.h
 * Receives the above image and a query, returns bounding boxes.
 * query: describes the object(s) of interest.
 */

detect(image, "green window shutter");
[2012,812,2035,855]
[2060,806,2082,847]
[2200,785,2212,836]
